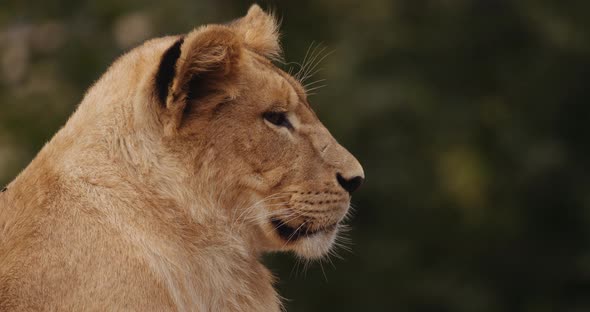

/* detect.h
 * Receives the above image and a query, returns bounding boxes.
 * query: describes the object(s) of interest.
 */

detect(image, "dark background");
[1,1,590,311]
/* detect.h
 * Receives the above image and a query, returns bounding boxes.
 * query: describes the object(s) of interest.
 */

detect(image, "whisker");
[231,193,291,227]
[318,259,328,282]
[304,84,328,93]
[304,258,313,278]
[290,257,302,279]
[305,48,334,76]
[230,192,295,231]
[300,45,327,83]
[281,221,307,248]
[301,47,334,84]
[298,43,324,83]
[236,207,295,226]
[324,251,337,269]
[303,78,327,90]
[295,41,316,80]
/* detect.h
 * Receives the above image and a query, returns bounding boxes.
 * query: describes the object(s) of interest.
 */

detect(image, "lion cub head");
[127,5,363,259]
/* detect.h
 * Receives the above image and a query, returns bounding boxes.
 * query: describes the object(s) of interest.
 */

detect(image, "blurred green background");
[2,0,590,311]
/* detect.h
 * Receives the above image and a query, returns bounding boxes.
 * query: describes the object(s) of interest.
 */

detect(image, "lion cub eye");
[263,111,293,129]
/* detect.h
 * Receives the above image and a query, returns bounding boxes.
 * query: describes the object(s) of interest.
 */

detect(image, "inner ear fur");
[160,25,242,132]
[230,4,282,60]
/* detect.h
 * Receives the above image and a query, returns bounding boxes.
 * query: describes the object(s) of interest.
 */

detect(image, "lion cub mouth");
[270,218,338,242]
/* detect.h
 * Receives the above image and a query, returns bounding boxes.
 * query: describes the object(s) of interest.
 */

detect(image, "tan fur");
[0,5,363,311]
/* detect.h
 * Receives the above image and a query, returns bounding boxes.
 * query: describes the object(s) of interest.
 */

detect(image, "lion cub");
[0,5,364,311]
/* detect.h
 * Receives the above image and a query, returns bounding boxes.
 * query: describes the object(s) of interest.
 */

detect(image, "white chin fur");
[293,229,337,259]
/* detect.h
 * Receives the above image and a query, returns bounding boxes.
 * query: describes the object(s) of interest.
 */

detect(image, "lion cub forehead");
[269,72,308,111]
[242,52,305,106]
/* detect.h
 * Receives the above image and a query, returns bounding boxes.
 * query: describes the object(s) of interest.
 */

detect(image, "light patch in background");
[113,12,153,49]
[438,146,489,222]
[0,27,30,84]
[30,21,65,53]
[0,22,66,85]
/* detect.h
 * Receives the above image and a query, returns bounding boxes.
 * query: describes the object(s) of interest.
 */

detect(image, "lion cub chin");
[0,4,364,311]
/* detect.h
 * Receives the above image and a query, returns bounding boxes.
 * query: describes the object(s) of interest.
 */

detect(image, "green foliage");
[1,1,589,311]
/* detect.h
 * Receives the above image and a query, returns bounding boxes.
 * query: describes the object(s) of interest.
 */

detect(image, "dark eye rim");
[263,111,293,129]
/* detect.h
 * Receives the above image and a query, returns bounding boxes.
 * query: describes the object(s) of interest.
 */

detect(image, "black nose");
[337,173,364,194]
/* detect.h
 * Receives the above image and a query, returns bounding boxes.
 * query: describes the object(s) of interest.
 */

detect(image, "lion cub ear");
[230,4,282,60]
[155,25,242,133]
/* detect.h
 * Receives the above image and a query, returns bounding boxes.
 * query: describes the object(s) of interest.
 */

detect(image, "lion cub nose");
[336,173,364,194]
